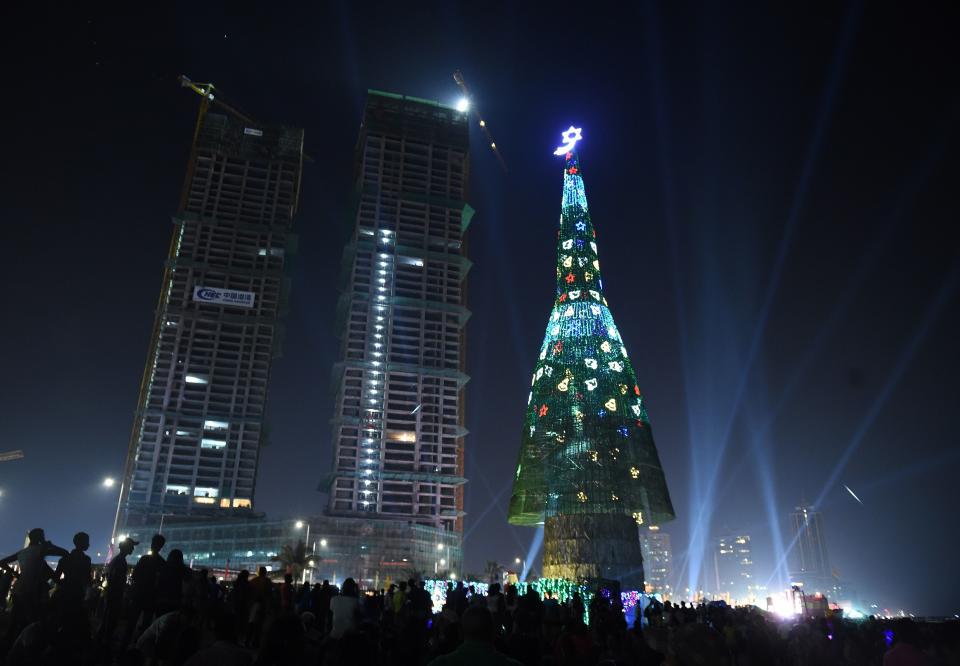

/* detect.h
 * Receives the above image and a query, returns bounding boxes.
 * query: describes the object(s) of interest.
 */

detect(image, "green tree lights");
[508,139,674,584]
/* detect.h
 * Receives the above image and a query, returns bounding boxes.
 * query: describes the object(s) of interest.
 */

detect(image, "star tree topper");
[553,126,583,156]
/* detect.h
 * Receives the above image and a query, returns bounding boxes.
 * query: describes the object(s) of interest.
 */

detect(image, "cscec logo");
[196,287,221,301]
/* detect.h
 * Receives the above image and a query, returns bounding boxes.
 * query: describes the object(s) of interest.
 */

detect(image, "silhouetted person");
[428,606,522,665]
[54,531,92,614]
[156,548,190,615]
[98,536,137,646]
[329,577,360,639]
[280,572,295,614]
[0,527,69,642]
[245,566,272,648]
[183,610,253,666]
[125,533,166,643]
[315,579,332,633]
[229,569,251,634]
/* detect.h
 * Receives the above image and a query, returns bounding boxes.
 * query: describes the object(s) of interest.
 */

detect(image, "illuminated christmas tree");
[508,127,675,588]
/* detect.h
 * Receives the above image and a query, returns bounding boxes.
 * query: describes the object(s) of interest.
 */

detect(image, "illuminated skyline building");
[788,503,835,593]
[117,102,304,532]
[325,91,472,550]
[640,526,673,596]
[713,533,754,602]
[508,128,675,588]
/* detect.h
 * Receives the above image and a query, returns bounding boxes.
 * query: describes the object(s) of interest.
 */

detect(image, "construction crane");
[0,450,23,463]
[178,75,257,126]
[453,70,508,173]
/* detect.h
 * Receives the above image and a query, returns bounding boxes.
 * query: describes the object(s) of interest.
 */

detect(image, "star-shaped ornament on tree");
[575,221,586,232]
[553,126,583,156]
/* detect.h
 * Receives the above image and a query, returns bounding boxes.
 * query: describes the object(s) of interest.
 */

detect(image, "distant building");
[713,533,754,603]
[788,503,836,593]
[321,90,473,584]
[116,102,304,533]
[122,514,460,587]
[640,526,673,596]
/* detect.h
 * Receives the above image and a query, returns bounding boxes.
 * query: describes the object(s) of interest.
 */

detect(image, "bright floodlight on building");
[320,539,328,548]
[437,543,444,551]
[515,557,521,564]
[295,520,304,529]
[103,477,116,488]
[455,97,469,113]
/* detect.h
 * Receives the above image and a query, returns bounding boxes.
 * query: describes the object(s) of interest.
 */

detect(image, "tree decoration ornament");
[508,130,675,587]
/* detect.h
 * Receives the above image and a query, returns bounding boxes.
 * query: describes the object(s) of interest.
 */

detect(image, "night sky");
[3,3,959,615]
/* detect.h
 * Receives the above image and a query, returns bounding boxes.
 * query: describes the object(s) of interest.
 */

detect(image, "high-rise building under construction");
[116,90,304,532]
[324,90,472,569]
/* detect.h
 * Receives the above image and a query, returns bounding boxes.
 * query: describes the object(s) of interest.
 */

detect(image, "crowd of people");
[0,527,956,665]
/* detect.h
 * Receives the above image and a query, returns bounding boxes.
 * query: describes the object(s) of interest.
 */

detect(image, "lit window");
[233,498,252,508]
[219,499,231,508]
[203,420,229,431]
[185,375,208,384]
[175,430,192,437]
[195,497,216,504]
[194,487,219,498]
[201,438,226,450]
[165,485,190,495]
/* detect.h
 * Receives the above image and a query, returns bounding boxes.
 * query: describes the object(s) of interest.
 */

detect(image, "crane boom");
[453,70,507,173]
[179,75,257,126]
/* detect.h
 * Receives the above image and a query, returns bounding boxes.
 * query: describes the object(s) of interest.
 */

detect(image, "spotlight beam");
[813,261,960,510]
[676,1,864,592]
[766,261,960,587]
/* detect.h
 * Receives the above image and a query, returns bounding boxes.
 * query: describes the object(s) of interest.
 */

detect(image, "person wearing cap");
[98,536,138,645]
[0,527,69,641]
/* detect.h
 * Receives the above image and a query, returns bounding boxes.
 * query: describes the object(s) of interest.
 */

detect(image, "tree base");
[542,513,645,590]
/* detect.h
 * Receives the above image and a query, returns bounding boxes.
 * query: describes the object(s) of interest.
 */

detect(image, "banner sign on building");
[193,286,256,308]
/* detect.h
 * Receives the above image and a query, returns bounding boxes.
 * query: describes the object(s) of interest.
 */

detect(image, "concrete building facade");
[117,106,303,532]
[323,91,472,574]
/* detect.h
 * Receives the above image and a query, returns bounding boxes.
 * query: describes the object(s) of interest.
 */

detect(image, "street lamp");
[295,520,311,583]
[515,556,526,581]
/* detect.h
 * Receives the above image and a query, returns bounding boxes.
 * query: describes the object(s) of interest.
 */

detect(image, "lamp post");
[434,543,445,576]
[105,476,124,564]
[295,520,310,583]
